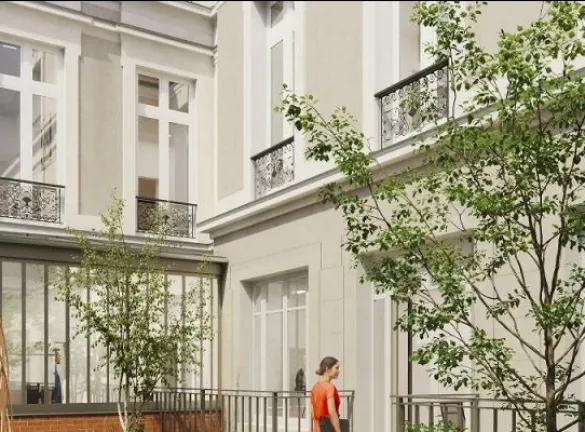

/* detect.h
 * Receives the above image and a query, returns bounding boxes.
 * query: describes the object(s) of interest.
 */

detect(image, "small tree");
[56,196,213,432]
[280,1,585,431]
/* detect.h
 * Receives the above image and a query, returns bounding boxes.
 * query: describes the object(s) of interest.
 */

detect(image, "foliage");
[55,196,213,432]
[280,1,585,431]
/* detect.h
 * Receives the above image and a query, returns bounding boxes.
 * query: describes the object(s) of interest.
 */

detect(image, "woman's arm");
[327,397,342,432]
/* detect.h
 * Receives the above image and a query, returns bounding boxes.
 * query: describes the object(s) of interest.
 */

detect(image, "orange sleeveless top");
[311,381,340,432]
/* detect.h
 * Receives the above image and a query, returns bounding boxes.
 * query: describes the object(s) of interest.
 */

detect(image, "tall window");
[267,1,295,147]
[0,39,60,182]
[252,272,307,421]
[137,73,192,203]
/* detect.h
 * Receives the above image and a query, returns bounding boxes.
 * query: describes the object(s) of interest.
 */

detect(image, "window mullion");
[159,78,170,201]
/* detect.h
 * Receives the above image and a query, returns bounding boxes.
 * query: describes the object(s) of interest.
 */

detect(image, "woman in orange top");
[310,357,342,432]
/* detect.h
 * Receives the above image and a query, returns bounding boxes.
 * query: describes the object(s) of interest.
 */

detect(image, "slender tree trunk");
[545,330,558,432]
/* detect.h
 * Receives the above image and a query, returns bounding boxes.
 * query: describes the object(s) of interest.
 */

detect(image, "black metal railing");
[0,177,64,224]
[393,394,585,432]
[154,388,355,432]
[136,197,196,238]
[375,60,449,148]
[251,137,295,199]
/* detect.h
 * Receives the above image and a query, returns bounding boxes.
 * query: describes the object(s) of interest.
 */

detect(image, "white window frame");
[0,35,63,183]
[371,292,393,432]
[266,1,295,149]
[136,70,196,204]
[252,273,310,430]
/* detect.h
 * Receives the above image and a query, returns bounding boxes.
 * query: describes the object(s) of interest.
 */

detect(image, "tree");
[280,1,585,431]
[55,196,213,432]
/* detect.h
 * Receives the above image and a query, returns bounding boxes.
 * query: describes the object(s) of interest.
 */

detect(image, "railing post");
[272,392,278,432]
[579,402,585,432]
[201,389,206,432]
[470,396,480,432]
[396,396,405,432]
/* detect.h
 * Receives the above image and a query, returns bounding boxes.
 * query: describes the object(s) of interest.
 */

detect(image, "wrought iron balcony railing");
[136,196,196,238]
[251,136,295,198]
[0,177,64,224]
[376,60,449,148]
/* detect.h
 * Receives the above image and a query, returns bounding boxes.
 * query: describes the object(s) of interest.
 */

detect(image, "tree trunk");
[545,330,558,432]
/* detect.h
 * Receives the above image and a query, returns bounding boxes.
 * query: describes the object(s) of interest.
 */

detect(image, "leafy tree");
[56,196,213,432]
[280,1,585,431]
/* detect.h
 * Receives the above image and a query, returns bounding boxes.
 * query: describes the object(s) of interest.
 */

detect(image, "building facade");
[0,1,561,432]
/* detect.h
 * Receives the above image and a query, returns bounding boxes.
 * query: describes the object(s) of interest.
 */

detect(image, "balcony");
[136,196,196,238]
[0,177,64,224]
[252,136,295,199]
[376,60,449,148]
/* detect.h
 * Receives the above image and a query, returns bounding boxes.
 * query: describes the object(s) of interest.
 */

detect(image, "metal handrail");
[375,59,449,99]
[0,176,64,189]
[251,136,294,162]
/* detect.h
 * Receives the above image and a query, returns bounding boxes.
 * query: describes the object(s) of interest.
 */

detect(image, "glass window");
[137,117,159,197]
[0,41,20,77]
[89,286,107,403]
[138,75,159,107]
[68,268,88,403]
[265,312,283,391]
[169,123,189,202]
[32,95,57,184]
[25,264,44,405]
[2,262,22,404]
[48,267,66,404]
[267,280,283,312]
[270,41,284,145]
[169,81,189,113]
[0,88,20,178]
[32,49,58,84]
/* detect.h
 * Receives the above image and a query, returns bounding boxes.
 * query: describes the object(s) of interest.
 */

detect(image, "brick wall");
[12,411,222,432]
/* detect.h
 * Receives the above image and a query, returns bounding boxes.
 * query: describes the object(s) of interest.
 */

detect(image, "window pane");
[32,95,57,184]
[25,264,44,404]
[270,1,284,27]
[169,123,189,202]
[138,75,159,107]
[287,309,305,391]
[265,312,282,391]
[167,275,183,388]
[253,314,261,389]
[32,49,58,84]
[252,285,263,314]
[267,280,283,311]
[2,262,22,404]
[169,82,189,113]
[0,88,20,178]
[373,299,386,432]
[68,269,87,403]
[89,285,107,403]
[48,267,66,404]
[270,41,284,145]
[137,117,159,198]
[0,42,20,77]
[287,274,307,308]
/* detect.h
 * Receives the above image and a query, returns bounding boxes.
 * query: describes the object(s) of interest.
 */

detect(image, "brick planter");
[12,411,222,432]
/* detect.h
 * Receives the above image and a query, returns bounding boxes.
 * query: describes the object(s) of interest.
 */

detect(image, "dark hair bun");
[315,356,338,376]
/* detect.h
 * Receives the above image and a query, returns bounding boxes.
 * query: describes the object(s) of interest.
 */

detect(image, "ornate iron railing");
[376,60,449,148]
[136,196,196,238]
[251,136,295,198]
[0,177,64,224]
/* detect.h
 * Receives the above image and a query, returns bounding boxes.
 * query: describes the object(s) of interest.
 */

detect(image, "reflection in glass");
[89,288,107,403]
[32,95,57,184]
[270,41,284,145]
[48,267,66,404]
[137,117,159,195]
[138,74,159,107]
[265,312,283,391]
[267,281,283,311]
[288,274,307,308]
[0,42,20,77]
[68,269,88,403]
[169,82,189,113]
[0,88,20,178]
[2,262,22,404]
[169,123,189,203]
[32,49,58,84]
[25,264,44,404]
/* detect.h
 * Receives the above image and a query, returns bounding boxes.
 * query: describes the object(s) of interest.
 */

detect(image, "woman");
[310,356,342,432]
